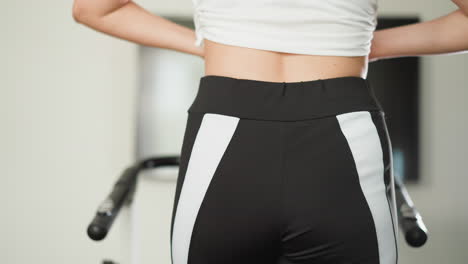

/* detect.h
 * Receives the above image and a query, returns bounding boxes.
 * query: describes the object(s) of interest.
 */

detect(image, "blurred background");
[1,0,467,263]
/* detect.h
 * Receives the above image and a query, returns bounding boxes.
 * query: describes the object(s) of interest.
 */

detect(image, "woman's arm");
[72,0,204,58]
[453,0,468,16]
[369,7,468,62]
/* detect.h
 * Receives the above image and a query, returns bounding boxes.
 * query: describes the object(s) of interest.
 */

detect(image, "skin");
[72,0,468,82]
[370,8,468,62]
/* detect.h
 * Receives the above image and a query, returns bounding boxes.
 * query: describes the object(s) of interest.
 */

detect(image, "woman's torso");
[203,39,369,82]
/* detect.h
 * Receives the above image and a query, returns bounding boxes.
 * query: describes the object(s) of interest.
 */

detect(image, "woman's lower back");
[203,39,369,82]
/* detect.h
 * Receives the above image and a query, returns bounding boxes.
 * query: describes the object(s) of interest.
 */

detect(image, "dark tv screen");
[367,16,421,183]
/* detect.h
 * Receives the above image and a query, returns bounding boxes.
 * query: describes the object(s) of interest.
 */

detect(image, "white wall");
[1,1,139,263]
[1,0,467,263]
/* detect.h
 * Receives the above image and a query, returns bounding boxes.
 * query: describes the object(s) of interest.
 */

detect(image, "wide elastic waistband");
[187,75,383,121]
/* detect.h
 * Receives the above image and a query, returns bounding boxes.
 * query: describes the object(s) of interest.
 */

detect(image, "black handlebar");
[394,175,428,247]
[87,156,428,247]
[87,156,179,241]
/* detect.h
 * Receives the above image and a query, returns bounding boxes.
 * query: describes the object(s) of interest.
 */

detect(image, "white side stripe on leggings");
[336,111,397,264]
[171,113,240,264]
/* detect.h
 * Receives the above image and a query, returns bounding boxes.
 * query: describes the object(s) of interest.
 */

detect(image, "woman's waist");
[203,39,369,82]
[187,74,383,121]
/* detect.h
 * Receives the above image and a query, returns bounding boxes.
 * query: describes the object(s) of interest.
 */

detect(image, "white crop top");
[191,0,378,56]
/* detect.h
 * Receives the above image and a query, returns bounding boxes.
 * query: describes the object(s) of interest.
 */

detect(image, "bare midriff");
[203,39,369,82]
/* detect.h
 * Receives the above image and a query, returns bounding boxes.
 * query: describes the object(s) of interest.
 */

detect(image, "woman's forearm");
[369,9,468,62]
[72,0,204,58]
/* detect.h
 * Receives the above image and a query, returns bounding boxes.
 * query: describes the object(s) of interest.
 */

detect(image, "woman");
[73,1,468,263]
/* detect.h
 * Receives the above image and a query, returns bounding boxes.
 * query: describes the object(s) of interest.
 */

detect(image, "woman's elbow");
[72,0,131,23]
[72,0,100,23]
[72,1,87,23]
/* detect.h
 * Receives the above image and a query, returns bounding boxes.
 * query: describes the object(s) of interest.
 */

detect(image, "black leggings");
[170,75,399,264]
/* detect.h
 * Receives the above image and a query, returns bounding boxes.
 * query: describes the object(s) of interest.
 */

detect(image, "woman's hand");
[369,8,468,62]
[72,0,204,58]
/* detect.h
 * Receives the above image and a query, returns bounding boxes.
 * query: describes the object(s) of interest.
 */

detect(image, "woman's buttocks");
[203,39,369,83]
